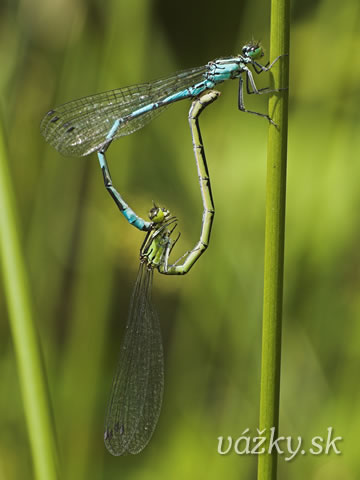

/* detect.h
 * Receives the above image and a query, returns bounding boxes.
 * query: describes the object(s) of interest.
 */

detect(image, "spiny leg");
[246,67,287,96]
[238,74,277,126]
[97,146,151,232]
[246,71,277,96]
[159,90,220,275]
[252,53,287,73]
[250,54,288,94]
[238,51,288,126]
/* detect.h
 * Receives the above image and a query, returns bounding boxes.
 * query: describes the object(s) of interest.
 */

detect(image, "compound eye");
[149,206,161,221]
[148,206,170,223]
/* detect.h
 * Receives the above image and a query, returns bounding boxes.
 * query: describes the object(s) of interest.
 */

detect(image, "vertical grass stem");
[257,0,290,478]
[0,114,59,480]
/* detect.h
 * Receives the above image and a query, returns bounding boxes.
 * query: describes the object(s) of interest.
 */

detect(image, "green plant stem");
[0,115,59,480]
[257,0,290,479]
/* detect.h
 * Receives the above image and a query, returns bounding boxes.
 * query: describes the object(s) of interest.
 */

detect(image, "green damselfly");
[104,91,218,455]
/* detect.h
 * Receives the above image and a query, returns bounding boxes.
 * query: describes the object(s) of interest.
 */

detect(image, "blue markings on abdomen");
[106,75,225,142]
[106,119,121,140]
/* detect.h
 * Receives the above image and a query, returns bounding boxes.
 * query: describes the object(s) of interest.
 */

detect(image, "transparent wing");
[40,65,207,157]
[104,263,164,456]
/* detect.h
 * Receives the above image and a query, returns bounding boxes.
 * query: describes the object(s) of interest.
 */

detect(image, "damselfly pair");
[41,42,284,455]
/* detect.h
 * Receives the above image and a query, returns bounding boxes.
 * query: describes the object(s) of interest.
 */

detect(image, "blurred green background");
[1,0,360,478]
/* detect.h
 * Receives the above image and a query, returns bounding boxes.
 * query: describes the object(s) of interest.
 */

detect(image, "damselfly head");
[148,204,170,224]
[242,42,263,60]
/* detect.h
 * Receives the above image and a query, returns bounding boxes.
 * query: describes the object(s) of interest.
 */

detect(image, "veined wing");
[104,264,164,456]
[40,65,207,157]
